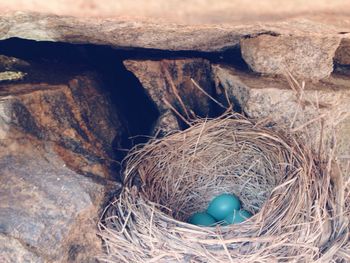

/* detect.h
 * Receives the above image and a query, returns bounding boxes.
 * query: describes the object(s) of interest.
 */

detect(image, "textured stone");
[240,34,341,80]
[0,73,123,262]
[0,70,26,81]
[124,59,214,133]
[0,12,347,54]
[0,74,123,180]
[213,64,350,157]
[335,36,350,65]
[0,138,107,263]
[0,4,348,261]
[0,54,29,82]
[0,234,44,263]
[153,110,180,136]
[0,54,30,71]
[0,12,251,52]
[0,11,348,83]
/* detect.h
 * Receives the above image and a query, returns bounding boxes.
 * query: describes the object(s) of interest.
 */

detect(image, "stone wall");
[0,3,349,262]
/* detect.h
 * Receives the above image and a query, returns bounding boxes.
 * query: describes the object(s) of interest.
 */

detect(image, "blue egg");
[188,212,216,226]
[239,210,253,219]
[224,209,253,225]
[207,193,241,221]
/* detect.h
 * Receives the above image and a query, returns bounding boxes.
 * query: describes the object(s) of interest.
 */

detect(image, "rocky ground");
[0,1,349,262]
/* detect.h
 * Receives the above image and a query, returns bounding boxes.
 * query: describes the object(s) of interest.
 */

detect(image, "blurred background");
[0,0,349,25]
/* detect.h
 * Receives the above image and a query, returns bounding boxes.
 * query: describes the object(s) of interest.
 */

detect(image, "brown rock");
[213,64,350,157]
[124,58,214,133]
[0,234,44,263]
[0,73,123,262]
[240,34,341,80]
[0,73,123,180]
[335,36,350,65]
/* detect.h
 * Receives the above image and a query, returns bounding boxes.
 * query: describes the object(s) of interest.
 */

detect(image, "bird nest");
[99,113,348,262]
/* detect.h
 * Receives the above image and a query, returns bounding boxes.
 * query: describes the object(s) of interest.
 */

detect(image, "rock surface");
[124,59,215,134]
[240,34,341,80]
[0,54,30,70]
[0,3,349,262]
[0,10,348,80]
[213,64,350,158]
[0,12,347,52]
[0,73,123,262]
[0,138,106,263]
[0,74,123,180]
[0,234,44,263]
[335,37,350,65]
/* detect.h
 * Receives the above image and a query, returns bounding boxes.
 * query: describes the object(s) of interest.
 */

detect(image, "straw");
[98,113,348,262]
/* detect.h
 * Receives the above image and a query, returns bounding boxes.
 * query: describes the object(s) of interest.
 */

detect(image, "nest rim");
[99,113,348,262]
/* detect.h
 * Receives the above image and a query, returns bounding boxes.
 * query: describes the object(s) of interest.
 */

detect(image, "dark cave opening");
[0,38,249,164]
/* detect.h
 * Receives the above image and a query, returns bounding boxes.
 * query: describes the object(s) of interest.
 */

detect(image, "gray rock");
[0,138,106,262]
[0,11,349,82]
[0,234,44,263]
[240,34,341,80]
[0,12,346,55]
[213,64,350,158]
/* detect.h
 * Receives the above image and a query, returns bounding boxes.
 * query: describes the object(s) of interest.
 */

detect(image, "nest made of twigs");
[99,113,348,263]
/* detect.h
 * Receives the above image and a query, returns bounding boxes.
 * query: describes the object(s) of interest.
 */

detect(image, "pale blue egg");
[224,209,252,225]
[207,193,241,221]
[188,212,216,226]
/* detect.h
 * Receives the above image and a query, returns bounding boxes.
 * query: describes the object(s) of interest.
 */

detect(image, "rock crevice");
[0,12,349,262]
